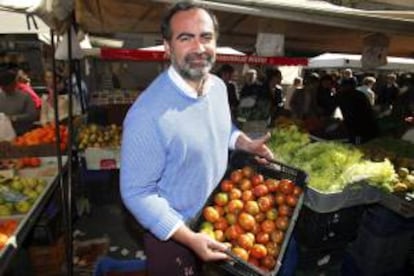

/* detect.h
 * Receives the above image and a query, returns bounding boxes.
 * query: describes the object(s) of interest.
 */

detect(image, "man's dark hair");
[0,69,17,86]
[160,0,219,41]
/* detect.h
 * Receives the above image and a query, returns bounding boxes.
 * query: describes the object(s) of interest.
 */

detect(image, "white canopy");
[0,9,49,34]
[308,52,414,71]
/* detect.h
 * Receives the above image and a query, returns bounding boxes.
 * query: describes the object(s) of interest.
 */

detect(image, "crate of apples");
[196,151,307,275]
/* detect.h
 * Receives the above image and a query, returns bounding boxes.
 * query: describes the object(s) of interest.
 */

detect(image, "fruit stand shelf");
[0,157,68,274]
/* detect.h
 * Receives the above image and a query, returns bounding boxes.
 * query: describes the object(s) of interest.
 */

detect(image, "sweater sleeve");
[120,110,184,240]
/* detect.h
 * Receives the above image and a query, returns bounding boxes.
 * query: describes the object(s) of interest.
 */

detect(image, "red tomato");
[265,242,280,257]
[279,179,294,195]
[203,206,220,223]
[278,205,292,217]
[286,195,298,207]
[265,178,279,192]
[244,200,260,215]
[255,232,270,244]
[253,184,269,197]
[237,233,254,250]
[238,212,256,231]
[250,244,268,259]
[229,188,242,200]
[258,196,272,212]
[225,225,244,240]
[248,257,260,267]
[250,174,264,186]
[227,199,244,214]
[214,217,229,231]
[270,230,284,244]
[293,186,303,197]
[220,180,234,192]
[230,169,243,183]
[274,193,285,206]
[239,178,252,191]
[254,212,266,224]
[242,166,254,178]
[242,190,255,202]
[232,247,249,261]
[261,220,276,234]
[261,255,277,270]
[275,217,289,231]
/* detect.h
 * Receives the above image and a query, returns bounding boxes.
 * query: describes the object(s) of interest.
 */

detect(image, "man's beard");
[172,52,215,81]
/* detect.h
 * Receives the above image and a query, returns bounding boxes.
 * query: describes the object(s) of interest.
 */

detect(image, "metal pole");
[50,29,71,275]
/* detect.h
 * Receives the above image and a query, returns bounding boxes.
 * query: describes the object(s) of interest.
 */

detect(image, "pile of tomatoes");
[0,219,18,250]
[199,165,302,272]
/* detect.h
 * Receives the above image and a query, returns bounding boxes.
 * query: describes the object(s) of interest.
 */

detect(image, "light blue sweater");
[120,71,236,240]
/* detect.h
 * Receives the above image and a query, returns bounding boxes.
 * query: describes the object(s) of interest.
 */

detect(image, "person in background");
[334,78,379,144]
[290,72,320,120]
[357,76,376,106]
[316,74,336,117]
[376,73,399,113]
[284,76,302,111]
[120,2,273,275]
[239,68,262,99]
[16,68,42,110]
[261,67,284,125]
[0,69,38,135]
[217,63,239,122]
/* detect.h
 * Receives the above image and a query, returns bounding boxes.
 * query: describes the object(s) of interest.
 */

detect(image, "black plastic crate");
[294,205,365,250]
[348,225,413,276]
[192,150,308,276]
[361,204,414,236]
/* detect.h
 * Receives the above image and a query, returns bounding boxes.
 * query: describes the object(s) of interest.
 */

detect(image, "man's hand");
[172,224,229,261]
[188,232,230,261]
[235,132,274,161]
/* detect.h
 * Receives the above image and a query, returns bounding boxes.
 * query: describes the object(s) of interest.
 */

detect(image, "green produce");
[268,125,310,163]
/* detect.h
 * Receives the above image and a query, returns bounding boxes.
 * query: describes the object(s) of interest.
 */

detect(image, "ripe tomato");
[214,217,229,231]
[265,208,278,220]
[258,196,272,212]
[250,174,264,186]
[265,242,280,257]
[242,166,254,178]
[230,169,243,183]
[253,184,269,197]
[214,192,229,207]
[239,178,252,191]
[220,180,234,192]
[225,213,237,225]
[237,233,254,250]
[286,195,298,207]
[242,190,255,202]
[214,229,225,242]
[261,255,277,270]
[214,205,225,216]
[227,199,244,214]
[254,212,266,224]
[265,178,279,192]
[229,188,242,200]
[255,232,270,244]
[244,200,260,215]
[278,205,292,217]
[270,230,284,244]
[238,212,256,231]
[248,257,260,267]
[274,193,285,206]
[203,206,220,223]
[225,225,244,240]
[275,217,289,231]
[279,179,294,195]
[232,247,249,261]
[293,186,303,197]
[261,219,276,234]
[250,244,268,259]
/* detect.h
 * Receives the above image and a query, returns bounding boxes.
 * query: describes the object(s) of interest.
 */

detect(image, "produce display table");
[0,157,67,274]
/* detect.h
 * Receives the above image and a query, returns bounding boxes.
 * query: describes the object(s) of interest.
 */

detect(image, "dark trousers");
[143,232,203,276]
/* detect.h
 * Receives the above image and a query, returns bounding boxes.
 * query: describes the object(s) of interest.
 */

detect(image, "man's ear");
[163,40,171,58]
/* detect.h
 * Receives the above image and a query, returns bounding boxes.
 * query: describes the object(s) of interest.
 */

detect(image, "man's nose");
[192,39,206,53]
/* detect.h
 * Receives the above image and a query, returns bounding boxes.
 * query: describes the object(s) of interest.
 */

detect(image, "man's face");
[164,8,216,81]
